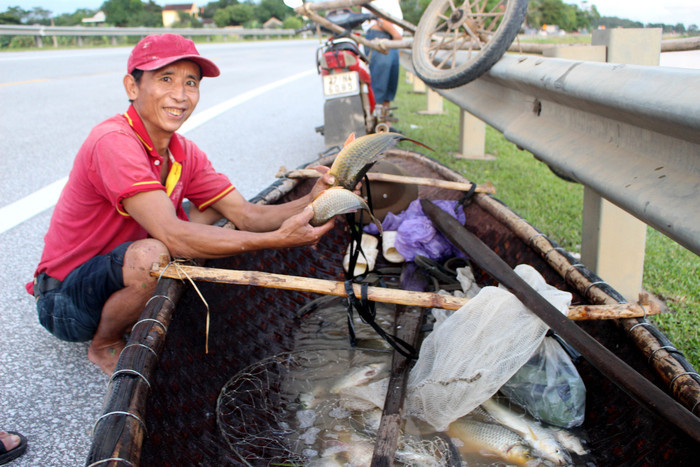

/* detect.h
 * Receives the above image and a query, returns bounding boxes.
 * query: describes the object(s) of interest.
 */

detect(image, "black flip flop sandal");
[0,431,27,465]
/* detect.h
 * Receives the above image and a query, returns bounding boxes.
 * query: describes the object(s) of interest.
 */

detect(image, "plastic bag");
[500,335,586,428]
[363,199,466,262]
[405,265,571,431]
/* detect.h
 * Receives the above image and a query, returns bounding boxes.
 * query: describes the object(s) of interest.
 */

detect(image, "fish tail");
[400,136,434,152]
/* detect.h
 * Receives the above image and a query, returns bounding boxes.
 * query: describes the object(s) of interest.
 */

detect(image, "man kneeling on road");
[27,34,335,375]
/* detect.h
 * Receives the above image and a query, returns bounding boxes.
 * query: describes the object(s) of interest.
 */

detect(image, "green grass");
[392,70,699,370]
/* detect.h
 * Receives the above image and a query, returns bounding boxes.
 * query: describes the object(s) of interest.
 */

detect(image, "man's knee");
[123,239,169,285]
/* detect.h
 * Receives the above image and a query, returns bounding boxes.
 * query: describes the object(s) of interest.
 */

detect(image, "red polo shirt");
[27,105,234,294]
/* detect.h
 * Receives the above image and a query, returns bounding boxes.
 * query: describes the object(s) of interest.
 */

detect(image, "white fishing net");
[404,264,572,431]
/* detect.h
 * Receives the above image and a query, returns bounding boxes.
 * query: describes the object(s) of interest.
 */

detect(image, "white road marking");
[0,68,315,234]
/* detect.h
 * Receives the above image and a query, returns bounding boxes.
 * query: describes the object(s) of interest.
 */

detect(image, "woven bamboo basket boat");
[87,149,699,466]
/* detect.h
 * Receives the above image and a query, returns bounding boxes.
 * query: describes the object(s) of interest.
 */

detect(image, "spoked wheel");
[412,0,529,89]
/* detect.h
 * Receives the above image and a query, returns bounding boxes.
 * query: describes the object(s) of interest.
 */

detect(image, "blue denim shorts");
[36,242,131,342]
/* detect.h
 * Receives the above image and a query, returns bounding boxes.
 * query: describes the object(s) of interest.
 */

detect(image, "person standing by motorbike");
[362,0,403,126]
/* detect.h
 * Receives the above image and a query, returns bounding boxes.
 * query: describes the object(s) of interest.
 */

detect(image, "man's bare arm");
[122,190,334,259]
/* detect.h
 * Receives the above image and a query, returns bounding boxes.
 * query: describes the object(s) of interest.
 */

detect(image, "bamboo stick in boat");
[151,264,663,320]
[372,263,427,466]
[276,167,496,194]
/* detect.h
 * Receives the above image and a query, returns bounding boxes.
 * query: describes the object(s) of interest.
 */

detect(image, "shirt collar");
[123,105,185,163]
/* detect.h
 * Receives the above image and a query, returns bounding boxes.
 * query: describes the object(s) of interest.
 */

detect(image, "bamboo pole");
[277,167,496,193]
[298,3,387,53]
[151,263,663,321]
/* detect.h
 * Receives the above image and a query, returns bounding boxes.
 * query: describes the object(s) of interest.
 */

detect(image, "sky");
[2,1,699,27]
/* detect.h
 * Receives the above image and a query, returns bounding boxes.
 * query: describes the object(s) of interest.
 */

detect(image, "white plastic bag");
[405,265,572,431]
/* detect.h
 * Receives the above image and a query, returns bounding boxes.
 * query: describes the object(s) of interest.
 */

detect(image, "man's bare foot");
[88,340,125,376]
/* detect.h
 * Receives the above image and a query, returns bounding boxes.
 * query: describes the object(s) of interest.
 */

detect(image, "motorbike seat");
[327,38,362,57]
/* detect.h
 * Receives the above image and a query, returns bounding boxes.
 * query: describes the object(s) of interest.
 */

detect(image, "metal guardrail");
[400,51,700,256]
[0,24,295,38]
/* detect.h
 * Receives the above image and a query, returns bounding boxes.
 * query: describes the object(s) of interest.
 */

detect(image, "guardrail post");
[418,87,444,115]
[454,110,493,160]
[405,71,415,85]
[411,76,426,94]
[578,28,662,301]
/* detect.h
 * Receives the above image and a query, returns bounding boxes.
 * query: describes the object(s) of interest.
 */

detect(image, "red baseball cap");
[127,33,220,77]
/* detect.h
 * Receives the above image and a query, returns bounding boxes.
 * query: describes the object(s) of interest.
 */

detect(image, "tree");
[53,8,97,26]
[214,3,255,27]
[25,7,52,25]
[102,0,161,27]
[402,0,431,26]
[229,3,255,25]
[282,15,302,30]
[173,10,203,28]
[203,0,239,20]
[0,7,23,25]
[254,0,288,24]
[103,0,145,26]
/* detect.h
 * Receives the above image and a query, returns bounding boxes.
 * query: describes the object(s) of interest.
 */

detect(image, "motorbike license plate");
[323,71,360,98]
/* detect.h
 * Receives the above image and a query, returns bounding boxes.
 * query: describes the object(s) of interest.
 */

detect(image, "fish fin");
[369,213,383,236]
[528,426,538,440]
[343,132,356,147]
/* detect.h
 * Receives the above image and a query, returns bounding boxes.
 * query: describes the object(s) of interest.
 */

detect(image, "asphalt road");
[0,39,327,466]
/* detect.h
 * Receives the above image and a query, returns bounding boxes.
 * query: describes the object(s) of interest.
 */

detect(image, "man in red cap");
[28,34,336,375]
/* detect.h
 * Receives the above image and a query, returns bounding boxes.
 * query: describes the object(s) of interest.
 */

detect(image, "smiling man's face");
[125,59,201,148]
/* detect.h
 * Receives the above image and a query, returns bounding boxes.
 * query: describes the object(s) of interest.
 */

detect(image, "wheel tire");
[412,0,529,89]
[375,122,391,133]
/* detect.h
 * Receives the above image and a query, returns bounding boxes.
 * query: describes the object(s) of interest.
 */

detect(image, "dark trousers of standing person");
[365,29,400,108]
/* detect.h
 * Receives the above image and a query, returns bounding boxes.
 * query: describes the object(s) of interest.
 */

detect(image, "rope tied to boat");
[161,259,212,353]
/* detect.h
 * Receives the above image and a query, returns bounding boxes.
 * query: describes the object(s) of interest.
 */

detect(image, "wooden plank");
[372,264,427,466]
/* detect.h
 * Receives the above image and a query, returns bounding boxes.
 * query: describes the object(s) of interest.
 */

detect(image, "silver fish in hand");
[310,187,383,233]
[329,132,431,191]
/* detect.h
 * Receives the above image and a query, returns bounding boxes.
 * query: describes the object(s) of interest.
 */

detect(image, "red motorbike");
[302,8,389,148]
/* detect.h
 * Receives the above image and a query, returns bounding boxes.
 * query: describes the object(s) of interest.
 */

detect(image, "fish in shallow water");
[310,187,383,233]
[480,398,571,465]
[550,426,588,456]
[330,362,386,394]
[329,132,431,191]
[447,418,534,466]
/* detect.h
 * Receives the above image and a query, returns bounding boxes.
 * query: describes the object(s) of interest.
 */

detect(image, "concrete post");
[411,76,426,94]
[454,110,493,160]
[418,87,444,115]
[578,28,662,301]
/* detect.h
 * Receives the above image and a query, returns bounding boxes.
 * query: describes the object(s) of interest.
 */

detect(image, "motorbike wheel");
[411,0,529,89]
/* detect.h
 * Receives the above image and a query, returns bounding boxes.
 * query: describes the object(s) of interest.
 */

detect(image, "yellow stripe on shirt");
[198,185,234,210]
[164,161,182,197]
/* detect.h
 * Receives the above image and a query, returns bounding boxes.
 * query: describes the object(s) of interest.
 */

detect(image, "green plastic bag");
[500,335,586,428]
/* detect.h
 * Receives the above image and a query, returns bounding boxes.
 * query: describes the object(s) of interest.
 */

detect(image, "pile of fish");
[285,301,589,466]
[448,399,588,466]
[310,132,429,231]
[292,356,589,466]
